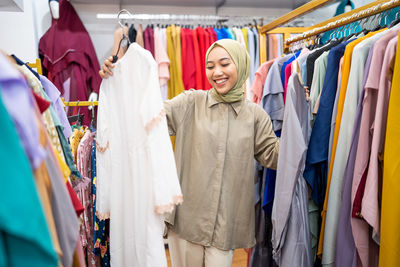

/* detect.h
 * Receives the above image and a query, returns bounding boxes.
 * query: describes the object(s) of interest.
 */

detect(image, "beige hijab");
[205,39,250,103]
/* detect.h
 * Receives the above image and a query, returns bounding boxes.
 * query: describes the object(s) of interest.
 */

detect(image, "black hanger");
[11,54,40,79]
[68,101,84,125]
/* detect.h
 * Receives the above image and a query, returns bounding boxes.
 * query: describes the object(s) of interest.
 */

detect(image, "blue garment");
[219,28,232,40]
[214,28,223,40]
[303,40,353,209]
[92,141,110,266]
[280,50,301,86]
[227,28,235,39]
[262,130,281,216]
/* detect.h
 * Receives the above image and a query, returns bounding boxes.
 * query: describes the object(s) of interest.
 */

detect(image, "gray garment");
[164,90,280,250]
[45,147,80,267]
[261,55,291,131]
[272,73,312,267]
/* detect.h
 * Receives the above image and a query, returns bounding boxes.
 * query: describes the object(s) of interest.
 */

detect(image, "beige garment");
[136,24,144,47]
[164,90,279,250]
[168,230,234,267]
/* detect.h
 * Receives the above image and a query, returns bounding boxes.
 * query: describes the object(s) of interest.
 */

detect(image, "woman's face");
[206,46,238,95]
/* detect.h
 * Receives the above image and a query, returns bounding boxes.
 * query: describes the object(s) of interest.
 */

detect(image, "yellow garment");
[167,25,185,99]
[242,28,249,51]
[69,127,85,162]
[55,148,71,182]
[317,31,380,257]
[167,25,185,148]
[34,115,63,260]
[380,31,400,266]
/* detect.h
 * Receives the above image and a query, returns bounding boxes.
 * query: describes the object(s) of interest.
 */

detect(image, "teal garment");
[56,125,81,178]
[0,93,58,266]
[38,85,81,178]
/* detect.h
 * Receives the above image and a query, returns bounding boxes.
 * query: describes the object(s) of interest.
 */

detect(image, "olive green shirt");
[164,90,279,250]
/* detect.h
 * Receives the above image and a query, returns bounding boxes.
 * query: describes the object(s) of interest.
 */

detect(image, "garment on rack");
[154,27,170,100]
[380,28,400,267]
[91,141,111,267]
[39,0,101,127]
[322,30,385,267]
[0,89,58,267]
[96,43,182,267]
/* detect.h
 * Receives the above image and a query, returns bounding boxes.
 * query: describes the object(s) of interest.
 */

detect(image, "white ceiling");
[70,0,309,9]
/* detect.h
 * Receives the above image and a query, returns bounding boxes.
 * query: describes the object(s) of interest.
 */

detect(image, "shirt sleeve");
[95,81,111,220]
[254,104,280,170]
[163,90,193,136]
[140,58,183,214]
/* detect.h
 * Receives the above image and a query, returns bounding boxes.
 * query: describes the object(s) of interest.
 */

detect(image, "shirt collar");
[207,91,244,116]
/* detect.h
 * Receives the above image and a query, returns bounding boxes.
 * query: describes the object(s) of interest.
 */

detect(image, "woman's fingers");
[99,56,116,79]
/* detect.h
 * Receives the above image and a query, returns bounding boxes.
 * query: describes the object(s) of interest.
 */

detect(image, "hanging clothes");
[154,26,170,101]
[38,0,101,127]
[96,43,182,267]
[380,29,400,267]
[272,72,312,267]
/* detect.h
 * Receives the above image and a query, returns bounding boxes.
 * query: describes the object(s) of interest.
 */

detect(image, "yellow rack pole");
[27,58,43,75]
[62,99,99,107]
[285,0,399,46]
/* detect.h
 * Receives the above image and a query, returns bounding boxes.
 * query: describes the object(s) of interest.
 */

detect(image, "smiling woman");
[99,38,280,267]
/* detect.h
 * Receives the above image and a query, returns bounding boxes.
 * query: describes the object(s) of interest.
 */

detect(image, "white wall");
[0,0,376,65]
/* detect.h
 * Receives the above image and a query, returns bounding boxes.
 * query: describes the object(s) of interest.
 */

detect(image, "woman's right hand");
[99,56,115,79]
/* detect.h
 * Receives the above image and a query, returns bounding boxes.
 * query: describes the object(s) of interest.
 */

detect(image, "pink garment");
[75,130,99,266]
[154,27,170,86]
[268,34,277,60]
[251,59,275,104]
[76,238,87,267]
[283,63,292,103]
[362,34,398,236]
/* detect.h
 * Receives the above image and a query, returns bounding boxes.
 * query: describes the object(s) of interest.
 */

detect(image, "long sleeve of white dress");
[96,43,182,267]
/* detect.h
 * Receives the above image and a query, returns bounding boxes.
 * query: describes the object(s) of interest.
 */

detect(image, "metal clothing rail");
[63,100,98,107]
[285,0,400,46]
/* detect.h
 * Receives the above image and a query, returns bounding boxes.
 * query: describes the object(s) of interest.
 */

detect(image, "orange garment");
[317,32,379,257]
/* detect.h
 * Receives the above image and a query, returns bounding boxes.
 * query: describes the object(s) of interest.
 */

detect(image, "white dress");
[96,43,183,267]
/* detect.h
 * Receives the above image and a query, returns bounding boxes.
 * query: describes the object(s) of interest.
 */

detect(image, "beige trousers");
[167,230,234,267]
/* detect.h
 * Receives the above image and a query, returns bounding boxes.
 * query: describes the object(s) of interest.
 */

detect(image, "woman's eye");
[206,66,214,70]
[221,63,230,67]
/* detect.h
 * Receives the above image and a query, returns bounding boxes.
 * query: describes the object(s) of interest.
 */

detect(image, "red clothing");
[192,29,203,90]
[206,28,217,45]
[196,27,212,90]
[38,0,101,127]
[32,91,51,114]
[66,181,84,216]
[283,63,292,103]
[181,29,196,90]
[144,27,155,58]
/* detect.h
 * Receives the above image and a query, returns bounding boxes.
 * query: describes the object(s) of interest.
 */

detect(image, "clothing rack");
[258,0,336,34]
[285,0,400,47]
[27,58,43,75]
[62,100,98,107]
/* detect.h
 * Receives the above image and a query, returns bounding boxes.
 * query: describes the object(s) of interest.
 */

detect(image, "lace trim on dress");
[154,195,183,215]
[145,108,166,133]
[96,211,110,221]
[96,141,109,153]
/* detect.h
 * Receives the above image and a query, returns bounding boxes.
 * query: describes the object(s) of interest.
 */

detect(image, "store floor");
[165,248,248,266]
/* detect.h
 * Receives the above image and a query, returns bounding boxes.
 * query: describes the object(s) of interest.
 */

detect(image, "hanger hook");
[117,9,134,29]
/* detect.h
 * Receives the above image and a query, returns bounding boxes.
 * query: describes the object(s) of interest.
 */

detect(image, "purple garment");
[40,75,72,139]
[334,44,374,267]
[143,27,155,58]
[0,54,46,169]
